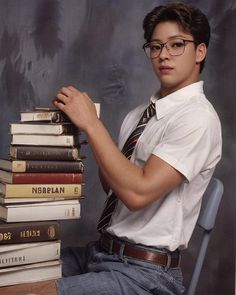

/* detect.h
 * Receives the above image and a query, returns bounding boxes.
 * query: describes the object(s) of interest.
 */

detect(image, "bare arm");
[98,168,110,194]
[53,86,185,211]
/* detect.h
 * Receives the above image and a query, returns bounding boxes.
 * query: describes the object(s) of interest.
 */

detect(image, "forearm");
[98,168,110,194]
[85,119,147,208]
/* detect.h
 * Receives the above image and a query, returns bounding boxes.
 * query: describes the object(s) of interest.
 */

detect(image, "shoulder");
[171,94,221,131]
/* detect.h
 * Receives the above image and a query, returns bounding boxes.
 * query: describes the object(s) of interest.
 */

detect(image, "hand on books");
[52,86,99,132]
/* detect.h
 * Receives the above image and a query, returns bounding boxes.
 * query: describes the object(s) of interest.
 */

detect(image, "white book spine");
[0,241,60,267]
[0,200,81,222]
[0,260,62,287]
[10,123,65,135]
[11,134,75,147]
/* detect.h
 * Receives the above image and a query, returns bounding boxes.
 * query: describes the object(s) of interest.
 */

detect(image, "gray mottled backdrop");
[0,0,235,294]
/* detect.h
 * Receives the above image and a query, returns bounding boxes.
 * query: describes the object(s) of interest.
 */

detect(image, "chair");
[187,177,224,295]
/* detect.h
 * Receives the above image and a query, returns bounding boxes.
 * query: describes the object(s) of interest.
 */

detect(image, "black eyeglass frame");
[142,38,197,59]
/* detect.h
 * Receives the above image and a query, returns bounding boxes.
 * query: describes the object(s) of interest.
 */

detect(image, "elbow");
[122,193,150,212]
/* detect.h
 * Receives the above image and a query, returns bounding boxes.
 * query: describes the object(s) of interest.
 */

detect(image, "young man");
[53,3,222,294]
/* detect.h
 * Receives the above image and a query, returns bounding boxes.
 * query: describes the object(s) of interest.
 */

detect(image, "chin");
[160,80,177,90]
[160,81,183,96]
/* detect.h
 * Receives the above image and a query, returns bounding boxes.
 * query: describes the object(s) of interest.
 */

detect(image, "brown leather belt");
[99,234,180,269]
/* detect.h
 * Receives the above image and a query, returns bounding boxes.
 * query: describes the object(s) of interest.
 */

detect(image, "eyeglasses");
[143,38,196,59]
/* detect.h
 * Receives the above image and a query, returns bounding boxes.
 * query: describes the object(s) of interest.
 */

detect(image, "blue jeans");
[56,241,185,295]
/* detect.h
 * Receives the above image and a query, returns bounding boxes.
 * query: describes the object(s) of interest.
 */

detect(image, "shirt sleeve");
[152,109,222,182]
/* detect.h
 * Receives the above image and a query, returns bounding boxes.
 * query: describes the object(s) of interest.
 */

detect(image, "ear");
[196,43,207,64]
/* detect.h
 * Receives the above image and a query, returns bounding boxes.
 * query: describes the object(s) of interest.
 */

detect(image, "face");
[150,21,206,97]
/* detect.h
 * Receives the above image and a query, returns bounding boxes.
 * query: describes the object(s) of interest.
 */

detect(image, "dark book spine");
[0,221,60,244]
[51,111,70,123]
[25,160,84,173]
[10,146,80,161]
[11,173,83,184]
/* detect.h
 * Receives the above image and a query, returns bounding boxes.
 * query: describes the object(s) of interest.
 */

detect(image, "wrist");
[84,118,103,137]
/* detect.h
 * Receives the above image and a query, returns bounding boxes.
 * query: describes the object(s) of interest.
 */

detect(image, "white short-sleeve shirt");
[107,81,222,251]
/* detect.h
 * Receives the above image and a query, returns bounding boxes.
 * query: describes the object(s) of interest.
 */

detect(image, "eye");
[150,44,162,51]
[170,41,185,48]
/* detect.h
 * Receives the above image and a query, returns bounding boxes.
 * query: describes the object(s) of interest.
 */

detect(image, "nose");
[159,45,170,59]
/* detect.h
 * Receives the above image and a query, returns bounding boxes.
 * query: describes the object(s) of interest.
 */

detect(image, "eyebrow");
[150,34,191,42]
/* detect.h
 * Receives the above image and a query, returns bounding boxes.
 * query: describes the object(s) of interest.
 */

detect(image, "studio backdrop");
[0,1,235,294]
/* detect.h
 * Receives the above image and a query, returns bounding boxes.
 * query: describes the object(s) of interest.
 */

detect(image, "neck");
[159,78,200,98]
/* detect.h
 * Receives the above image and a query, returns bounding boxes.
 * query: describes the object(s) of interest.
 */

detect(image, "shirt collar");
[150,81,204,120]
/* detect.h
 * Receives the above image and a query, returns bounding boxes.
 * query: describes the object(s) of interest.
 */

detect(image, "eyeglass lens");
[144,38,187,58]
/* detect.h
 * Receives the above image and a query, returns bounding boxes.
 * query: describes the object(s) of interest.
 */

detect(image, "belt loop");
[108,238,114,254]
[119,243,125,257]
[177,253,181,267]
[119,243,127,263]
[164,252,171,271]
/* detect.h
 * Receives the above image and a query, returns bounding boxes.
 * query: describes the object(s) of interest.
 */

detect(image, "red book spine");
[11,173,83,184]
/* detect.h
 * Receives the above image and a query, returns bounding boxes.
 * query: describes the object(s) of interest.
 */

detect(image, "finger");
[60,86,72,96]
[53,99,66,111]
[55,93,69,104]
[67,85,78,92]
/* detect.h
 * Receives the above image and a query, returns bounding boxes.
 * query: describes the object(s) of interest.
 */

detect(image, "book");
[0,200,81,222]
[10,122,77,135]
[9,145,80,161]
[0,260,61,287]
[0,170,83,184]
[0,240,60,268]
[20,109,69,123]
[20,104,100,122]
[0,195,82,204]
[0,221,60,244]
[11,134,78,147]
[0,183,82,198]
[0,159,84,173]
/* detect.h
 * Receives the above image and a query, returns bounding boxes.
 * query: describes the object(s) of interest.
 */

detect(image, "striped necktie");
[97,102,156,232]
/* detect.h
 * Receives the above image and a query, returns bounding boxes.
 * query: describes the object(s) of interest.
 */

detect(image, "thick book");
[11,134,78,147]
[10,122,77,135]
[0,221,60,244]
[0,200,81,222]
[9,145,80,161]
[20,104,100,122]
[0,240,60,268]
[0,260,61,287]
[0,183,82,198]
[0,159,84,173]
[0,170,83,184]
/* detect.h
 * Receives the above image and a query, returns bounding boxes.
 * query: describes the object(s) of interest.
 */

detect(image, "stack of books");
[0,221,61,286]
[0,105,100,287]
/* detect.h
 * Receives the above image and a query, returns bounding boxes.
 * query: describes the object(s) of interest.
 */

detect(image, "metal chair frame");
[187,177,224,295]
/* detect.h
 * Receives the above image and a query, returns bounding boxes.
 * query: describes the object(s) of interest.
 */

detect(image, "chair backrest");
[187,177,224,295]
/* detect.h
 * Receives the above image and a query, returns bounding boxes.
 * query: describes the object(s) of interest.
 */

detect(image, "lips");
[159,65,173,74]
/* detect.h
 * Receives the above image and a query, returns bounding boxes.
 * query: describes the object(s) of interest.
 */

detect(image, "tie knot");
[141,102,156,123]
[147,102,156,117]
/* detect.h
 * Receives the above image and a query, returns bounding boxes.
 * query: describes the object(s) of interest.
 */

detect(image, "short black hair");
[143,2,211,72]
